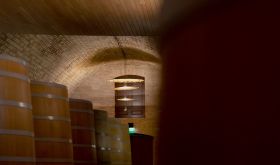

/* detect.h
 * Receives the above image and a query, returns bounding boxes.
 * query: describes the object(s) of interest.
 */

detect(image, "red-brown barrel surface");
[69,98,97,165]
[31,81,73,165]
[0,54,36,165]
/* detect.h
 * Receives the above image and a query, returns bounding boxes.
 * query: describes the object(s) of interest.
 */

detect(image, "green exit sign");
[129,127,136,134]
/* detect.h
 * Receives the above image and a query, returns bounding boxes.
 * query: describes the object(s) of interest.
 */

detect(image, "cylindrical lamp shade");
[31,81,73,165]
[69,98,97,165]
[0,55,36,165]
[114,75,145,118]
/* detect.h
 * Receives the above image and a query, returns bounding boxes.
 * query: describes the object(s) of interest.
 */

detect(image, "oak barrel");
[120,124,132,165]
[69,98,97,165]
[0,55,35,165]
[108,119,132,165]
[93,110,111,165]
[31,81,73,165]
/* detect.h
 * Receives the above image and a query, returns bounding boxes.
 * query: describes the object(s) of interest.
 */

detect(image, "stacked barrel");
[0,54,132,165]
[108,119,132,165]
[69,99,97,165]
[120,124,132,165]
[94,110,111,165]
[31,81,73,165]
[94,111,132,165]
[0,55,35,165]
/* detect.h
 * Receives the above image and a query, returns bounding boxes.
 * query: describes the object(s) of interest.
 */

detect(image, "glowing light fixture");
[110,78,144,83]
[117,97,135,102]
[114,85,139,91]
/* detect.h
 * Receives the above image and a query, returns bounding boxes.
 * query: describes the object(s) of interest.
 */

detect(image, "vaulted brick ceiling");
[0,34,160,89]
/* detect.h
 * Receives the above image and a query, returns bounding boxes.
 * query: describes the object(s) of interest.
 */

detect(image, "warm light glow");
[117,97,135,101]
[110,78,144,83]
[114,85,139,91]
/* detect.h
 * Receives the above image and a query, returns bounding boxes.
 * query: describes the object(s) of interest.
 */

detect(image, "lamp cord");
[114,37,129,110]
[114,36,127,75]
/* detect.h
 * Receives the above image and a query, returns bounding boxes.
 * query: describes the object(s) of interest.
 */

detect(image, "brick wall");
[0,33,159,89]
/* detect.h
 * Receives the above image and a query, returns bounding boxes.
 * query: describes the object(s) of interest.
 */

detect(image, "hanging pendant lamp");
[110,37,144,90]
[114,85,139,91]
[117,97,135,102]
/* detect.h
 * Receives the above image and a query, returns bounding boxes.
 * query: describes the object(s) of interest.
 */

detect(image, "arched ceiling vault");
[0,33,161,93]
[57,46,161,92]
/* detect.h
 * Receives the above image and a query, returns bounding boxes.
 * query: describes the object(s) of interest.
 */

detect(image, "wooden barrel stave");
[70,99,97,165]
[0,55,35,165]
[108,119,121,164]
[34,120,71,138]
[0,135,34,156]
[31,81,73,165]
[73,146,96,161]
[0,56,28,74]
[94,110,111,165]
[0,76,31,103]
[108,119,132,165]
[70,111,93,128]
[35,141,73,158]
[0,106,33,130]
[32,98,69,117]
[120,124,132,165]
[71,129,95,145]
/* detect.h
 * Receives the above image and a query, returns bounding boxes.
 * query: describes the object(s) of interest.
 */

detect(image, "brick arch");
[0,33,159,92]
[54,46,161,92]
[69,59,162,144]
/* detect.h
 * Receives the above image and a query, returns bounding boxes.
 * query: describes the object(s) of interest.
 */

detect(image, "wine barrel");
[69,98,97,165]
[120,124,132,165]
[0,55,35,165]
[94,110,111,165]
[108,119,132,165]
[31,81,73,165]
